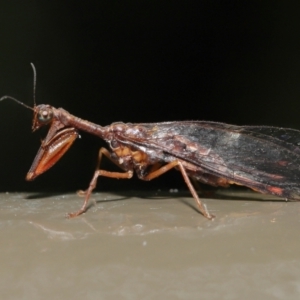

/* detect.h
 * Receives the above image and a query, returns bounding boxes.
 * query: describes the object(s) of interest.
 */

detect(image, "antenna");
[0,95,33,110]
[30,62,36,107]
[0,63,36,111]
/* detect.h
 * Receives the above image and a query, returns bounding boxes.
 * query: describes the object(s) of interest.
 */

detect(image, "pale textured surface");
[0,189,299,299]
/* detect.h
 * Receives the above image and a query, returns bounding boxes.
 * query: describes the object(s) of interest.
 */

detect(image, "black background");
[0,1,300,192]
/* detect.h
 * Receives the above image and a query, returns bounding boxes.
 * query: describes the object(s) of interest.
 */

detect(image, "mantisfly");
[2,64,300,219]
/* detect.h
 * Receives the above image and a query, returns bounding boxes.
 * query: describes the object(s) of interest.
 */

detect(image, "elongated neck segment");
[57,107,110,139]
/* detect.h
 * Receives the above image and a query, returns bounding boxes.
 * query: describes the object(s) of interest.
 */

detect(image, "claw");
[77,190,86,197]
[66,209,86,218]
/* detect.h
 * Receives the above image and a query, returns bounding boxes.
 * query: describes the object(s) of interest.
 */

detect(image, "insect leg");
[68,147,133,218]
[139,161,214,220]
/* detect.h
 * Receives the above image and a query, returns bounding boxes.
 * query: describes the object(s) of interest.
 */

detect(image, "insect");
[2,64,300,220]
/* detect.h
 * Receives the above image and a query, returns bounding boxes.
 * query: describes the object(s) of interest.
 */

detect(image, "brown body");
[21,104,300,219]
[4,64,300,219]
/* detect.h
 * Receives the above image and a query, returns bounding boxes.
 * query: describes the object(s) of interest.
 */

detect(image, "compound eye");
[38,108,53,123]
